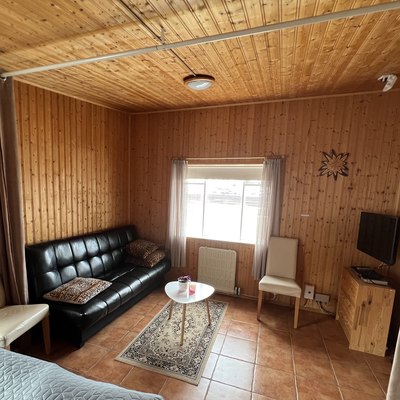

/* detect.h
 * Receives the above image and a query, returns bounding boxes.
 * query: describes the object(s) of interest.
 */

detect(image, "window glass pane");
[203,180,242,241]
[241,183,261,242]
[186,181,204,237]
[185,175,262,244]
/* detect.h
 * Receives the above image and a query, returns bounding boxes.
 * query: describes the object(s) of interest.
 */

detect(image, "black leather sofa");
[25,225,170,347]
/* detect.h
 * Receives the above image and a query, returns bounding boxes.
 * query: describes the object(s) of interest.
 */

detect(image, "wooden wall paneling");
[194,111,204,158]
[74,99,82,234]
[325,98,346,297]
[149,114,165,241]
[286,101,310,302]
[83,102,91,233]
[99,106,105,229]
[69,97,76,235]
[227,107,239,156]
[371,98,393,211]
[130,115,150,239]
[49,91,60,239]
[129,91,400,305]
[92,105,99,230]
[64,96,72,236]
[43,90,54,240]
[314,99,334,295]
[16,83,33,243]
[88,104,95,232]
[201,109,212,156]
[315,99,336,296]
[340,98,362,267]
[56,92,66,238]
[331,97,351,289]
[15,81,131,244]
[28,85,42,243]
[36,87,47,241]
[234,106,246,157]
[115,113,123,224]
[206,109,216,157]
[104,107,110,227]
[80,100,88,233]
[66,96,73,234]
[285,101,304,291]
[217,108,230,156]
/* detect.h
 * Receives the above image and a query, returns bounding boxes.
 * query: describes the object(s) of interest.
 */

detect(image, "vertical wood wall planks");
[129,92,400,300]
[14,80,400,303]
[14,81,130,244]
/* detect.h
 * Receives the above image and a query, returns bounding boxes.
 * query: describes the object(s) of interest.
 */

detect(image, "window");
[185,165,262,243]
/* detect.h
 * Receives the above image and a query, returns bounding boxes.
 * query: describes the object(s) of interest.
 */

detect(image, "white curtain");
[252,158,283,280]
[387,327,400,399]
[166,159,188,268]
[0,77,28,305]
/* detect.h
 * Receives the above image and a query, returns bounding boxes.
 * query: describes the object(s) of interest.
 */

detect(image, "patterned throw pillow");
[125,239,159,259]
[124,249,166,268]
[143,249,166,267]
[43,277,111,305]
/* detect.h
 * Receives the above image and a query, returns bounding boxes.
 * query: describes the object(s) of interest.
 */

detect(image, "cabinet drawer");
[341,270,358,302]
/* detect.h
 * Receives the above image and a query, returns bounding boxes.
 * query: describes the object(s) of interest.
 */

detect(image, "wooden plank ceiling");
[0,0,399,112]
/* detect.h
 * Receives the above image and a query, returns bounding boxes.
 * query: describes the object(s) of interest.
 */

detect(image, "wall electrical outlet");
[315,293,330,303]
[304,284,315,300]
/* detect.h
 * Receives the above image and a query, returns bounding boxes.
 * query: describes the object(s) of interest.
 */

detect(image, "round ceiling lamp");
[183,74,215,91]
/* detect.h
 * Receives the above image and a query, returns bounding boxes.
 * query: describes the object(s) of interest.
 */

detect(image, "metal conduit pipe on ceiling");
[1,1,400,79]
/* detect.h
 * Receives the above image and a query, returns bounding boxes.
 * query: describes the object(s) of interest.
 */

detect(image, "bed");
[0,348,163,400]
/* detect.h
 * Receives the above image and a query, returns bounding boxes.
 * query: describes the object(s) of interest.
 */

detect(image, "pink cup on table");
[189,282,196,295]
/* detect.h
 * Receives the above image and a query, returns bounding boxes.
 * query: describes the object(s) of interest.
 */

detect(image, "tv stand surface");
[336,268,395,356]
[351,266,388,285]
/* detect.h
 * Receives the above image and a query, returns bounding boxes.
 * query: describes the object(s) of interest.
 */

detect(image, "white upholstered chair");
[257,236,301,328]
[0,277,51,354]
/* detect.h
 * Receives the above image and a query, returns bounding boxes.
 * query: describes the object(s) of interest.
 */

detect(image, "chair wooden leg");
[257,290,263,321]
[42,313,51,355]
[294,297,300,329]
[5,344,10,351]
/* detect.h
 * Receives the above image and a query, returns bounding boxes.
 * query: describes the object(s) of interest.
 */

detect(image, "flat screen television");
[357,211,400,265]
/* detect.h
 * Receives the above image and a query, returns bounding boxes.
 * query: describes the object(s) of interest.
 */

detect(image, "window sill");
[186,236,255,246]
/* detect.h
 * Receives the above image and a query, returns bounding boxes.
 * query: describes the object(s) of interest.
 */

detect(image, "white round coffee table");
[165,281,215,346]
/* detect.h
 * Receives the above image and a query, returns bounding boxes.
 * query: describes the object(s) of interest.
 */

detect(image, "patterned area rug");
[116,299,227,385]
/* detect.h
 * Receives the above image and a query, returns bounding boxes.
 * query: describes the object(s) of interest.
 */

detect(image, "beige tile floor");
[24,288,393,400]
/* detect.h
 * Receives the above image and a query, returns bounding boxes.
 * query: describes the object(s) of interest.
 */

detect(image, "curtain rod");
[174,156,285,161]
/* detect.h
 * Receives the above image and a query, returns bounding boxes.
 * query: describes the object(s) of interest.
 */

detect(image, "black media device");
[357,211,400,266]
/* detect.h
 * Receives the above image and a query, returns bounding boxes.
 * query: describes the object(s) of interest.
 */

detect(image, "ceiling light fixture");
[184,74,215,91]
[378,74,398,92]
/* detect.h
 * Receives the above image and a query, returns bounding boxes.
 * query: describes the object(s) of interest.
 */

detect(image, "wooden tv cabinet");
[336,268,395,356]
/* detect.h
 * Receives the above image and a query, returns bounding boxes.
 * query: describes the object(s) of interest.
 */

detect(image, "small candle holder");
[177,275,191,294]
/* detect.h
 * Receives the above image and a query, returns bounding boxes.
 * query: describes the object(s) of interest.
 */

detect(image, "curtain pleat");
[0,77,28,305]
[166,159,188,268]
[252,158,283,280]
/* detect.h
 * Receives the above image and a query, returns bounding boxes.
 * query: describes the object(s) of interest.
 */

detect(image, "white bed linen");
[0,348,163,400]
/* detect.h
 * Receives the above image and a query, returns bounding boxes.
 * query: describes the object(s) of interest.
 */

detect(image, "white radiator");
[198,247,237,294]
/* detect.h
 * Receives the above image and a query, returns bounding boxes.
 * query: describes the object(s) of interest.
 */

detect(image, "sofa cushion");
[43,277,111,305]
[125,239,158,259]
[125,249,166,268]
[144,249,166,266]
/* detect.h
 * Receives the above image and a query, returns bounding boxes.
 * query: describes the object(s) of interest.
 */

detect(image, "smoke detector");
[378,74,398,92]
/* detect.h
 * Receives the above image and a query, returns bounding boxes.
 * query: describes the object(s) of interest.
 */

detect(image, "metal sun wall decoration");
[319,149,349,180]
